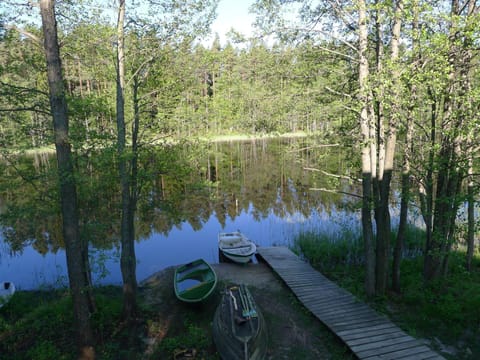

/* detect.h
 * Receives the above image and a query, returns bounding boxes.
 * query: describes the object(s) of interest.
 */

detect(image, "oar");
[238,286,250,318]
[229,290,238,311]
[239,284,257,318]
[243,285,258,318]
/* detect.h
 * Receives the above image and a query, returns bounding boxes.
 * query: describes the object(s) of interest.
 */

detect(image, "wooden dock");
[256,246,446,360]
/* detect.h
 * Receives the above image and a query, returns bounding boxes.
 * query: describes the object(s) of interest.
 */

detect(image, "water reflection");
[0,138,357,289]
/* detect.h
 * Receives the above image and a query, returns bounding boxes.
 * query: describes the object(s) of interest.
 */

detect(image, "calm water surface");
[0,138,359,289]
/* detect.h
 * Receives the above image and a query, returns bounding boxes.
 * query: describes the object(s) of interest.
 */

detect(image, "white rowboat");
[218,231,257,264]
[0,282,15,308]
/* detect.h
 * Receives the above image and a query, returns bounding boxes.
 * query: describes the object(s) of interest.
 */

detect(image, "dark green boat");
[174,259,217,303]
[213,284,267,360]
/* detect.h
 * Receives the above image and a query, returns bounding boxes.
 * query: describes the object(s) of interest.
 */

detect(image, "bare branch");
[325,86,352,98]
[126,56,155,87]
[2,24,43,47]
[310,187,363,199]
[341,104,360,115]
[287,144,340,153]
[304,167,362,183]
[316,44,358,62]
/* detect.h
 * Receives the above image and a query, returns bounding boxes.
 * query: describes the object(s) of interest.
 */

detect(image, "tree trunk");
[424,143,462,280]
[466,149,475,271]
[392,0,414,293]
[423,0,472,282]
[419,89,436,259]
[116,0,137,320]
[373,0,403,296]
[424,91,463,280]
[372,2,388,295]
[462,0,476,272]
[39,0,95,358]
[358,0,375,298]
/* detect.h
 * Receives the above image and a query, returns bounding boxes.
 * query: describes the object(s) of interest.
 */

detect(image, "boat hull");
[218,232,257,264]
[174,259,217,303]
[221,251,256,264]
[213,284,267,360]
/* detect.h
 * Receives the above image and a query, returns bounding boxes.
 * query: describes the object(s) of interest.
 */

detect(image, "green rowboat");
[174,259,217,303]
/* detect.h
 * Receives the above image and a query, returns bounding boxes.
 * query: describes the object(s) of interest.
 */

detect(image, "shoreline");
[2,131,314,157]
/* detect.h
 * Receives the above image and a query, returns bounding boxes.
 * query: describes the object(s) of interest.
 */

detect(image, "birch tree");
[252,0,406,297]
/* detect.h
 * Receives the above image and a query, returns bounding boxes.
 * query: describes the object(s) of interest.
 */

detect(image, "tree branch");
[0,82,48,97]
[288,144,340,153]
[2,24,43,47]
[309,187,363,199]
[316,44,358,62]
[0,106,50,116]
[325,86,352,98]
[304,167,362,183]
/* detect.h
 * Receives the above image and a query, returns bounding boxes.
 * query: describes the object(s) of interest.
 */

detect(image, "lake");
[0,137,360,290]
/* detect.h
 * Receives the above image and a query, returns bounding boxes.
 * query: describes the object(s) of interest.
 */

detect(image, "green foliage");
[1,10,353,150]
[90,288,123,341]
[397,252,480,341]
[0,154,62,254]
[26,341,65,360]
[0,290,76,359]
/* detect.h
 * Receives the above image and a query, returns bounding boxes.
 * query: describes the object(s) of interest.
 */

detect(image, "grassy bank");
[0,287,147,359]
[292,229,480,360]
[0,265,354,359]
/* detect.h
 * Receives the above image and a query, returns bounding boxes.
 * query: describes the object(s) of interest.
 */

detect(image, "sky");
[208,0,256,45]
[0,1,257,47]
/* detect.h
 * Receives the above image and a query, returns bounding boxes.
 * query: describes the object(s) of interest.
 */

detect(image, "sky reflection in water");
[0,205,359,290]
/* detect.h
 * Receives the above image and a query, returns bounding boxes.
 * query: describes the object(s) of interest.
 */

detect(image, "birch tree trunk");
[466,148,475,271]
[357,0,375,298]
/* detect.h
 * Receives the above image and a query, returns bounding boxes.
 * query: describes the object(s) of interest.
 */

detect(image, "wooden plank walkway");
[256,246,446,360]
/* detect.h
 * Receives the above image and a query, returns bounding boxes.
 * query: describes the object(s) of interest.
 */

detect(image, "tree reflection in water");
[0,138,357,289]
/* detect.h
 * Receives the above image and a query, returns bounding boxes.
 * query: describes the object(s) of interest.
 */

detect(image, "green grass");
[153,317,213,358]
[0,286,148,360]
[291,229,364,270]
[292,227,480,359]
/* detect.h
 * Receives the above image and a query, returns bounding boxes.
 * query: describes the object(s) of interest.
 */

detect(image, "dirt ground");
[139,258,355,359]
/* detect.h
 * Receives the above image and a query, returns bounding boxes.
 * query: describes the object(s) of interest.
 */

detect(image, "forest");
[1,0,479,358]
[0,8,344,145]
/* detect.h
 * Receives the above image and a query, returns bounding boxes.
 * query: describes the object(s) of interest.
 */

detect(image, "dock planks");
[256,246,446,360]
